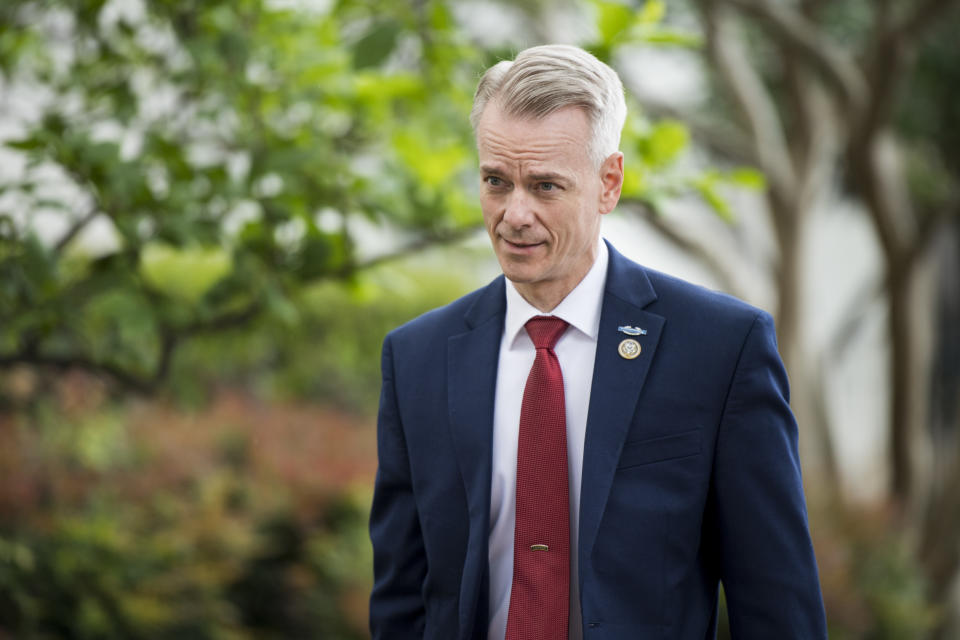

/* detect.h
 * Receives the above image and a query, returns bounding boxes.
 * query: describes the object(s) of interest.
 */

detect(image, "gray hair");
[470,44,627,168]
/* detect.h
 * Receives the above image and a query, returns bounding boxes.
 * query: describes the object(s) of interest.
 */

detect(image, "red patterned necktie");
[505,315,571,640]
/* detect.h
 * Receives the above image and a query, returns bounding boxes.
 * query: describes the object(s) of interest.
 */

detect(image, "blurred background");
[1,0,958,637]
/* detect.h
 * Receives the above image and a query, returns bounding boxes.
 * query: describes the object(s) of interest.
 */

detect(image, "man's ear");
[598,151,624,215]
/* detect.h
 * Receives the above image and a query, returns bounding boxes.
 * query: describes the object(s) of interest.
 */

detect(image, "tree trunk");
[767,192,838,495]
[887,267,914,505]
[773,205,803,379]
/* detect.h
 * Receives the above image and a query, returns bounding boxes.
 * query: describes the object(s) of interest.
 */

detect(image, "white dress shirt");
[487,241,608,640]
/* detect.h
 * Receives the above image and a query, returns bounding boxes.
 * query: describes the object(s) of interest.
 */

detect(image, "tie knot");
[525,316,569,350]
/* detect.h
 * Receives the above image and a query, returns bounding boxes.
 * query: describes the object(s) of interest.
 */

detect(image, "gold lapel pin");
[618,339,641,359]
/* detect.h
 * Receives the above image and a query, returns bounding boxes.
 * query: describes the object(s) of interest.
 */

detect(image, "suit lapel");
[579,243,665,562]
[448,276,505,638]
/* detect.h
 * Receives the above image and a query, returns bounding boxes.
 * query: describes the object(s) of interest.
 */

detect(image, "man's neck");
[513,282,577,313]
[511,242,602,312]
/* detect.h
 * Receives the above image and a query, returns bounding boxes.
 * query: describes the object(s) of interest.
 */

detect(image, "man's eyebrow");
[479,166,571,184]
[528,172,568,183]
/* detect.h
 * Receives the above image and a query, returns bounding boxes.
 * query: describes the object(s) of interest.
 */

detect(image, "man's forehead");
[477,147,580,172]
[477,110,589,154]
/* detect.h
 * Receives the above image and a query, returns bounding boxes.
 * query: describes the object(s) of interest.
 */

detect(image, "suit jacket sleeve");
[713,311,827,638]
[369,333,427,639]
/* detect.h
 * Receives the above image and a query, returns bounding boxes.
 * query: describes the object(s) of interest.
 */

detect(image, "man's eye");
[539,182,558,192]
[485,176,504,187]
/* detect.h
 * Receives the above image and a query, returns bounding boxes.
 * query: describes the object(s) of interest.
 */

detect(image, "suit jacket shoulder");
[387,275,506,349]
[644,264,765,325]
[602,241,769,350]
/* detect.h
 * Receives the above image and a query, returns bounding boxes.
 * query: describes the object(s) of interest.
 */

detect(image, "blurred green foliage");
[167,259,484,411]
[813,504,942,640]
[1,387,376,638]
[0,0,746,399]
[854,539,939,639]
[0,0,494,394]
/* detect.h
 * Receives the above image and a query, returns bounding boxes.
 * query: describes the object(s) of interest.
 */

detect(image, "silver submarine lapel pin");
[617,325,647,336]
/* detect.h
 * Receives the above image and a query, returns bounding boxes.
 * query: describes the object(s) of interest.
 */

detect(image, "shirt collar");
[504,240,608,347]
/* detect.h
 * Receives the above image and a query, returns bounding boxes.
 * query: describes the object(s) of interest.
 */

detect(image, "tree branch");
[345,223,485,273]
[849,132,916,262]
[827,278,884,360]
[857,0,959,154]
[808,352,844,505]
[724,0,868,116]
[892,0,960,44]
[1,219,490,394]
[0,302,265,394]
[799,0,829,19]
[697,0,796,201]
[54,205,100,253]
[779,36,839,214]
[919,448,960,600]
[843,1,957,265]
[909,194,960,269]
[180,302,263,335]
[0,351,156,394]
[857,38,906,158]
[620,196,742,297]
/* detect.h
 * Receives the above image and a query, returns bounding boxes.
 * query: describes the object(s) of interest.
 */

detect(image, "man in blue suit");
[369,44,827,639]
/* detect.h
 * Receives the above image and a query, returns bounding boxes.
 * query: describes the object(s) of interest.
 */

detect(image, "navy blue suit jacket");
[370,241,827,639]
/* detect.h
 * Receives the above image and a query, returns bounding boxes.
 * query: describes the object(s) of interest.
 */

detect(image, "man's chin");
[498,263,542,285]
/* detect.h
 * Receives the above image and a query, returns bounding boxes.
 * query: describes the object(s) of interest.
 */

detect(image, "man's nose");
[502,188,535,228]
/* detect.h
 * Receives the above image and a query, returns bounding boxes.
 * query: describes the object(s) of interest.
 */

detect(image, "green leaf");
[642,120,690,168]
[446,190,481,225]
[640,29,703,48]
[594,0,635,44]
[392,131,468,188]
[74,411,130,472]
[81,287,159,370]
[353,71,422,101]
[691,174,734,223]
[352,21,400,70]
[637,0,666,26]
[265,287,300,327]
[622,165,647,198]
[5,137,45,152]
[139,243,233,305]
[727,167,767,190]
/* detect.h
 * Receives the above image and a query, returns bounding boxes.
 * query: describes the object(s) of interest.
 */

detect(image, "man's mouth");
[502,238,543,249]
